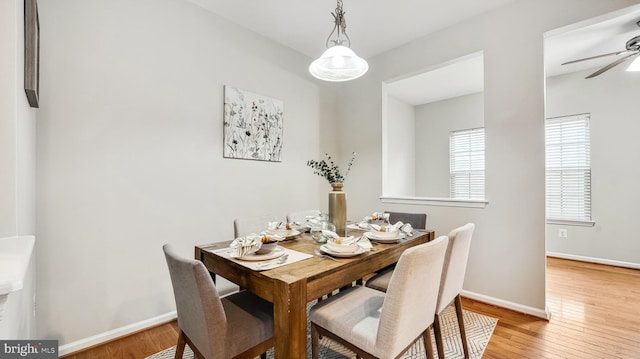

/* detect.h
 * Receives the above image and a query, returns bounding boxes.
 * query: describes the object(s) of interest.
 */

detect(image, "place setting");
[317,230,375,258]
[210,233,311,271]
[348,212,415,243]
[264,221,303,240]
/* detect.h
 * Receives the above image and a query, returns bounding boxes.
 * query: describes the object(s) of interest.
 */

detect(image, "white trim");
[380,195,488,208]
[547,252,640,270]
[546,219,595,227]
[461,290,550,320]
[547,219,596,227]
[58,311,177,356]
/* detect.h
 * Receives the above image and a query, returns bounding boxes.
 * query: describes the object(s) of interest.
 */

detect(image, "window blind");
[450,128,485,199]
[545,114,591,222]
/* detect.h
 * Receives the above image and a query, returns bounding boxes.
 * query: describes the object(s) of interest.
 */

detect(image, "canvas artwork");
[223,85,284,162]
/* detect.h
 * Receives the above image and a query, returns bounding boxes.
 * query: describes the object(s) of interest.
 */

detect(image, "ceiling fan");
[562,20,640,79]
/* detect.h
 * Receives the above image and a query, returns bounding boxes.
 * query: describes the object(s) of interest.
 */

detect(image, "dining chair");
[384,211,427,229]
[432,223,475,359]
[233,214,282,238]
[365,223,476,359]
[163,244,274,359]
[310,236,449,359]
[286,209,321,224]
[364,211,427,289]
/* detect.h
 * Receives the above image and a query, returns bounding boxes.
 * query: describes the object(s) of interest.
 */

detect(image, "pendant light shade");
[309,45,369,82]
[309,0,368,82]
[626,55,640,72]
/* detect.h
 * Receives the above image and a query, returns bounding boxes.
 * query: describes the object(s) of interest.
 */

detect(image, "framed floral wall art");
[223,85,284,162]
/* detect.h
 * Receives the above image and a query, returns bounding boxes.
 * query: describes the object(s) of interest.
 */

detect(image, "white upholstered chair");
[432,223,475,359]
[310,236,449,359]
[365,211,427,291]
[233,214,282,238]
[163,244,274,359]
[365,223,476,359]
[286,209,321,224]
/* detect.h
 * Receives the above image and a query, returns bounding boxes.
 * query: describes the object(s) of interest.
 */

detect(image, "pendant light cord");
[325,0,352,48]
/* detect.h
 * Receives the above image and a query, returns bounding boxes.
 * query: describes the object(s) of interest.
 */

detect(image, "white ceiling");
[185,0,640,105]
[385,53,484,106]
[545,8,640,78]
[185,0,520,59]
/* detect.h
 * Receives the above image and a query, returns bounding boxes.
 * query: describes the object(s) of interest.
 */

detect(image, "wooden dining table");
[195,228,435,359]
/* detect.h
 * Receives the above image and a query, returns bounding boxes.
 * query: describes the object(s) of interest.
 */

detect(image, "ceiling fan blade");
[585,52,639,79]
[561,50,635,65]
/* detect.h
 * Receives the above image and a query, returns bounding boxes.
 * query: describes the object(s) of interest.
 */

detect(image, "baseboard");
[547,252,640,269]
[58,311,177,356]
[461,290,550,320]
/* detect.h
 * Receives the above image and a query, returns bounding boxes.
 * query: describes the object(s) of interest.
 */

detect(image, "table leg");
[273,280,307,358]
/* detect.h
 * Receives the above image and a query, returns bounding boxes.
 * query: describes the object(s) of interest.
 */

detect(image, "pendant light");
[626,55,640,72]
[309,0,368,82]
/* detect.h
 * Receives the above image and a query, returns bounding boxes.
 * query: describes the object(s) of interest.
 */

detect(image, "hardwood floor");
[478,257,640,359]
[62,257,640,358]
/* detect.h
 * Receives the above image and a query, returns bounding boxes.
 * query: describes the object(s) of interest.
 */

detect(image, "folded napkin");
[267,221,282,230]
[230,233,263,257]
[396,222,414,236]
[322,230,356,243]
[321,230,340,240]
[358,221,414,236]
[322,230,372,251]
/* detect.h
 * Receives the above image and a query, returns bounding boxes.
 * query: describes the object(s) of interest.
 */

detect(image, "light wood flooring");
[61,257,640,358]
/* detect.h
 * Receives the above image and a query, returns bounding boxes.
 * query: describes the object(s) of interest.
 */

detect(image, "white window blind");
[450,128,485,199]
[545,114,591,222]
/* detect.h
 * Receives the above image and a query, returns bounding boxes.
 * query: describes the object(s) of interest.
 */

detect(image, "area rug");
[147,304,497,359]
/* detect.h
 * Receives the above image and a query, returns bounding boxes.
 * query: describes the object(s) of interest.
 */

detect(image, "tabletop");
[195,228,435,358]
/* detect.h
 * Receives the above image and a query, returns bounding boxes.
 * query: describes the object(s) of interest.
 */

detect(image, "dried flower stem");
[307,152,356,184]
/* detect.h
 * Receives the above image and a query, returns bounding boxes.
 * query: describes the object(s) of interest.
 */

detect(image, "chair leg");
[433,314,444,359]
[175,331,186,359]
[311,323,320,359]
[454,294,470,359]
[423,327,434,359]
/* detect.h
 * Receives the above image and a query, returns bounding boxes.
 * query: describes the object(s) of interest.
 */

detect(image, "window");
[545,114,591,222]
[450,128,485,199]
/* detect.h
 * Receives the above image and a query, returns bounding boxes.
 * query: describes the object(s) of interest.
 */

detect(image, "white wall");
[36,0,336,348]
[384,95,415,196]
[415,92,484,197]
[336,0,640,316]
[0,0,37,342]
[0,0,37,238]
[546,68,640,267]
[26,0,640,350]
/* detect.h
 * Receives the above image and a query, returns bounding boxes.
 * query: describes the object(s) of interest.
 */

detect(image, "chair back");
[234,214,281,238]
[286,209,320,224]
[436,223,475,313]
[385,211,427,229]
[163,244,227,359]
[376,235,449,357]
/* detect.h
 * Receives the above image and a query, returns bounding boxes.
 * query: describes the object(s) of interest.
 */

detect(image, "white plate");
[231,246,286,261]
[363,231,405,243]
[320,244,366,258]
[267,229,302,239]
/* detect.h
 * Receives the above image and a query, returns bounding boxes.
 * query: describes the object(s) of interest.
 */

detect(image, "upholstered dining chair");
[384,211,427,229]
[364,211,427,290]
[310,236,449,359]
[432,223,475,359]
[163,244,274,359]
[286,209,321,224]
[365,223,476,359]
[233,214,282,238]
